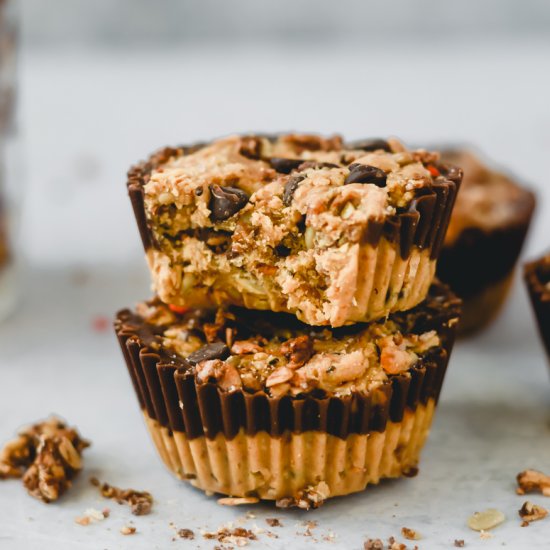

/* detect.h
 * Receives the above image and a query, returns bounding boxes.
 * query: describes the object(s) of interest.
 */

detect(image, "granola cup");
[114,282,460,505]
[524,254,550,365]
[128,134,461,327]
[437,149,535,335]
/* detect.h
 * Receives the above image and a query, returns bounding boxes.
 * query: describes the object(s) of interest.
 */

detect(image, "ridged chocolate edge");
[438,190,536,299]
[524,256,550,362]
[126,138,462,261]
[115,292,460,441]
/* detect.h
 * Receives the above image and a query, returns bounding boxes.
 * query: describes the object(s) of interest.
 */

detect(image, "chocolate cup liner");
[128,141,461,327]
[438,192,535,335]
[147,240,437,327]
[524,258,550,364]
[116,314,456,500]
[143,401,435,500]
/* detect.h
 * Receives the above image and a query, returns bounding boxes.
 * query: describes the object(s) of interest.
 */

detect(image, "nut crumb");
[454,540,465,547]
[518,500,548,525]
[203,525,257,546]
[364,540,384,550]
[266,518,282,527]
[0,417,89,503]
[401,527,421,540]
[90,477,153,515]
[120,525,136,536]
[467,509,505,532]
[178,528,195,539]
[516,469,550,497]
[217,496,259,506]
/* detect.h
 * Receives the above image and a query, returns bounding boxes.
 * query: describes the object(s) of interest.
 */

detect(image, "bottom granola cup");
[115,282,460,505]
[524,254,550,365]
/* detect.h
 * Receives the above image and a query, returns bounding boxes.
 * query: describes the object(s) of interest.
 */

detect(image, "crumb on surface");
[120,525,136,536]
[177,528,194,539]
[516,469,550,496]
[518,500,548,525]
[265,518,282,527]
[90,477,153,515]
[217,496,259,506]
[454,540,465,547]
[401,527,421,540]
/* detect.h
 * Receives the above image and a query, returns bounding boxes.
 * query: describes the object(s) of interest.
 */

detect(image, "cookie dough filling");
[128,134,461,326]
[115,282,460,501]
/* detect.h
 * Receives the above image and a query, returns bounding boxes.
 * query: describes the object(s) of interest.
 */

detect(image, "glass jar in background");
[0,0,19,320]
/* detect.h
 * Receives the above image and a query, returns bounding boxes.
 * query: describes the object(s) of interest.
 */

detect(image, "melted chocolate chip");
[275,244,291,257]
[344,164,387,187]
[283,175,306,206]
[269,157,303,174]
[209,185,249,221]
[347,138,391,152]
[187,342,230,365]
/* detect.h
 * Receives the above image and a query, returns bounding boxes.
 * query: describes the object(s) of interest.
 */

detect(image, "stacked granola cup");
[116,134,463,506]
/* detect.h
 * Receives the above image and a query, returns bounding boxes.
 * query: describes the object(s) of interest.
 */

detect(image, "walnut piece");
[0,416,89,503]
[90,477,153,515]
[280,335,313,369]
[518,501,548,525]
[517,469,550,496]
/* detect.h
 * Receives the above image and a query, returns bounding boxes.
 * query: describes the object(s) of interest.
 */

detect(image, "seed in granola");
[209,184,249,222]
[349,138,391,152]
[187,342,230,365]
[345,164,387,187]
[516,469,550,496]
[282,174,306,206]
[269,157,304,174]
[467,509,505,531]
[518,501,548,524]
[401,526,421,540]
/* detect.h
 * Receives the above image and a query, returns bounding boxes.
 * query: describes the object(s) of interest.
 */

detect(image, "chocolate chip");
[275,244,291,257]
[187,342,230,365]
[195,187,203,196]
[269,157,303,174]
[345,164,387,187]
[347,138,391,152]
[282,175,306,206]
[239,136,263,160]
[209,185,249,221]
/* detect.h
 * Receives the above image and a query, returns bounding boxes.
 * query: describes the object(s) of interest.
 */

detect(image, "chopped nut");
[516,469,550,497]
[280,335,313,368]
[364,540,384,550]
[401,527,421,540]
[217,496,259,506]
[467,509,505,532]
[91,478,153,515]
[0,417,89,503]
[178,528,195,539]
[518,501,548,524]
[120,525,136,535]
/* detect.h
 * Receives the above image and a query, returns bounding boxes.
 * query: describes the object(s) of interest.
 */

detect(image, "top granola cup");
[437,149,535,335]
[524,253,550,365]
[128,133,462,327]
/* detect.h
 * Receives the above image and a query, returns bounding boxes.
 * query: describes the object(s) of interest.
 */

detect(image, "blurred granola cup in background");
[524,254,550,367]
[127,134,461,327]
[114,281,461,505]
[436,149,535,335]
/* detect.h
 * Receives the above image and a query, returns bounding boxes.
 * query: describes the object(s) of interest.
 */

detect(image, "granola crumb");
[516,469,550,497]
[364,539,384,550]
[518,501,548,524]
[479,530,493,540]
[265,518,282,527]
[401,527,421,540]
[203,525,257,546]
[75,508,108,526]
[276,482,330,510]
[0,416,89,503]
[90,477,153,515]
[454,540,465,547]
[120,525,136,536]
[178,528,195,539]
[217,496,259,506]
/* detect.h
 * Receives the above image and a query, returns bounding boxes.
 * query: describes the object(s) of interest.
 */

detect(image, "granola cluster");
[0,417,89,502]
[134,300,441,398]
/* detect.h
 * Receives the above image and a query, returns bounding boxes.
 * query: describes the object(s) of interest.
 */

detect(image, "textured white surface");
[1,42,550,548]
